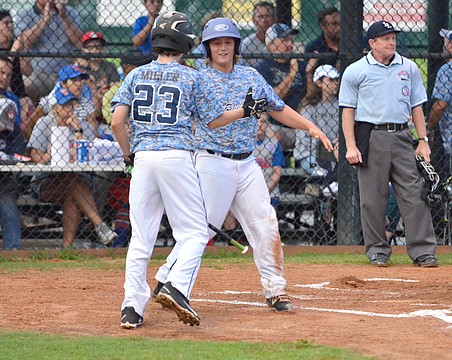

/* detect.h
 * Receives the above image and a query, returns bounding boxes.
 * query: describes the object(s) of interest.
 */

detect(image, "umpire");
[339,21,437,267]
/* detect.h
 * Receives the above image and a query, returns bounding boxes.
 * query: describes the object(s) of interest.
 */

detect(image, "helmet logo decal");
[214,24,229,31]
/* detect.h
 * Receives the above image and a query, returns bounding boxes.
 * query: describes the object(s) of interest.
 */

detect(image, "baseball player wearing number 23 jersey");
[111,11,209,328]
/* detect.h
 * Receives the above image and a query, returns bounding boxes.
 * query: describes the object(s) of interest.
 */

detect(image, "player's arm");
[427,99,447,130]
[111,104,132,157]
[269,106,333,152]
[341,107,362,165]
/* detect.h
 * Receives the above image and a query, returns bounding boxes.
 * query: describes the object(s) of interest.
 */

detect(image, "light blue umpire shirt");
[339,52,427,125]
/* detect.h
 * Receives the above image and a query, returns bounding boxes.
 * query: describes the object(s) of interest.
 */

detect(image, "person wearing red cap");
[74,31,120,129]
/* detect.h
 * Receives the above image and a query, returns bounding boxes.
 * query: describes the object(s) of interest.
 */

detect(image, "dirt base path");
[0,247,451,359]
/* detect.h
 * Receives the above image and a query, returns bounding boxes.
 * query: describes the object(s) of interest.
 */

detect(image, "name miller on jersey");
[137,70,181,82]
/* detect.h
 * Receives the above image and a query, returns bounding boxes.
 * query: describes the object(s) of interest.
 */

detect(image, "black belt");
[373,123,408,132]
[206,149,252,160]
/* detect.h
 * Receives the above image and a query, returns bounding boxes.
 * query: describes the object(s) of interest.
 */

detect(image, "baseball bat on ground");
[208,223,249,254]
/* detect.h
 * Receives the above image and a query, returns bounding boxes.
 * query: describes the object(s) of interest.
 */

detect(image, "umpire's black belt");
[206,149,252,160]
[373,123,408,132]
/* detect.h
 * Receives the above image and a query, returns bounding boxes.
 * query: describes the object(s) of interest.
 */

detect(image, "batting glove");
[123,153,135,178]
[242,87,268,118]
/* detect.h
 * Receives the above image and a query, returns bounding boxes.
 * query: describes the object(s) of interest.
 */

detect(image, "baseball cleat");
[120,307,143,329]
[266,294,295,313]
[156,282,200,326]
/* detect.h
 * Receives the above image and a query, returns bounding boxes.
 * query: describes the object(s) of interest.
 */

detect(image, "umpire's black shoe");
[266,294,295,313]
[369,253,389,267]
[156,282,200,326]
[413,254,438,268]
[151,281,164,301]
[120,307,143,329]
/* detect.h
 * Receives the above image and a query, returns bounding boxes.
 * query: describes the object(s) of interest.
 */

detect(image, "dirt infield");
[0,246,451,359]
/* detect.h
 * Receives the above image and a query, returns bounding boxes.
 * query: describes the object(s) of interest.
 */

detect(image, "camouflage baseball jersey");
[111,61,199,152]
[195,65,285,154]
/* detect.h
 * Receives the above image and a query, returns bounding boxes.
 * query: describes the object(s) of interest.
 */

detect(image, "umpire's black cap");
[367,21,401,39]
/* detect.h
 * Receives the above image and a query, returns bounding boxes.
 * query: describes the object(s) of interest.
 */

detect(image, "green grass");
[0,250,450,270]
[0,331,375,360]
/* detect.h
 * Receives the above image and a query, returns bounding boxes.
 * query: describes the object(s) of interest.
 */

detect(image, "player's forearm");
[208,108,244,129]
[111,105,132,155]
[269,106,313,132]
[427,100,447,130]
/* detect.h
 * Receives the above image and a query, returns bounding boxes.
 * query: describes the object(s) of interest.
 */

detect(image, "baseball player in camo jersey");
[152,17,333,312]
[111,11,210,328]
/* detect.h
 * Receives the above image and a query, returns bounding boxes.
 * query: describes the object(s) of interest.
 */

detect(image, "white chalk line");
[195,279,452,327]
[191,298,452,325]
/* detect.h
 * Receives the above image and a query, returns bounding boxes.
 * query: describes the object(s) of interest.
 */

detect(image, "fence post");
[337,0,363,245]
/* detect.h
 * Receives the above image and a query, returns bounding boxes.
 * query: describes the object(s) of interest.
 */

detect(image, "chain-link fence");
[0,0,450,250]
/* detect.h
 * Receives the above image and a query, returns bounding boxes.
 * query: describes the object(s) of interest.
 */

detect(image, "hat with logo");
[55,87,78,105]
[439,28,452,40]
[58,65,90,82]
[82,31,106,46]
[265,23,299,46]
[313,64,340,82]
[367,21,400,40]
[0,98,17,132]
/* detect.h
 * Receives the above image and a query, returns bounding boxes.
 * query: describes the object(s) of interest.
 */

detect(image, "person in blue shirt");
[339,21,437,268]
[131,0,163,54]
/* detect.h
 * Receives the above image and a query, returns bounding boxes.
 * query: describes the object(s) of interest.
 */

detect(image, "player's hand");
[242,87,268,118]
[123,153,135,177]
[309,127,333,152]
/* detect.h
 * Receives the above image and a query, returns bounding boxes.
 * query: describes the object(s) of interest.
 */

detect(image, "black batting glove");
[123,153,135,178]
[242,87,268,118]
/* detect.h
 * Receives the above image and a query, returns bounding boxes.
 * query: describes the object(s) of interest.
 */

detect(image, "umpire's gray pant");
[357,129,436,261]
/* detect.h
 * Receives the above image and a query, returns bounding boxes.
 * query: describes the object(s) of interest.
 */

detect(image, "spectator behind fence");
[305,7,340,98]
[73,31,120,129]
[102,54,150,125]
[0,10,35,136]
[294,64,340,177]
[24,65,97,140]
[241,2,277,66]
[14,0,83,103]
[339,21,437,267]
[254,23,307,150]
[428,28,452,174]
[132,0,163,55]
[0,58,27,250]
[27,87,117,249]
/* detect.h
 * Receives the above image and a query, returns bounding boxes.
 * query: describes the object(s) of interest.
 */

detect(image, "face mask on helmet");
[151,11,196,54]
[201,17,242,57]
